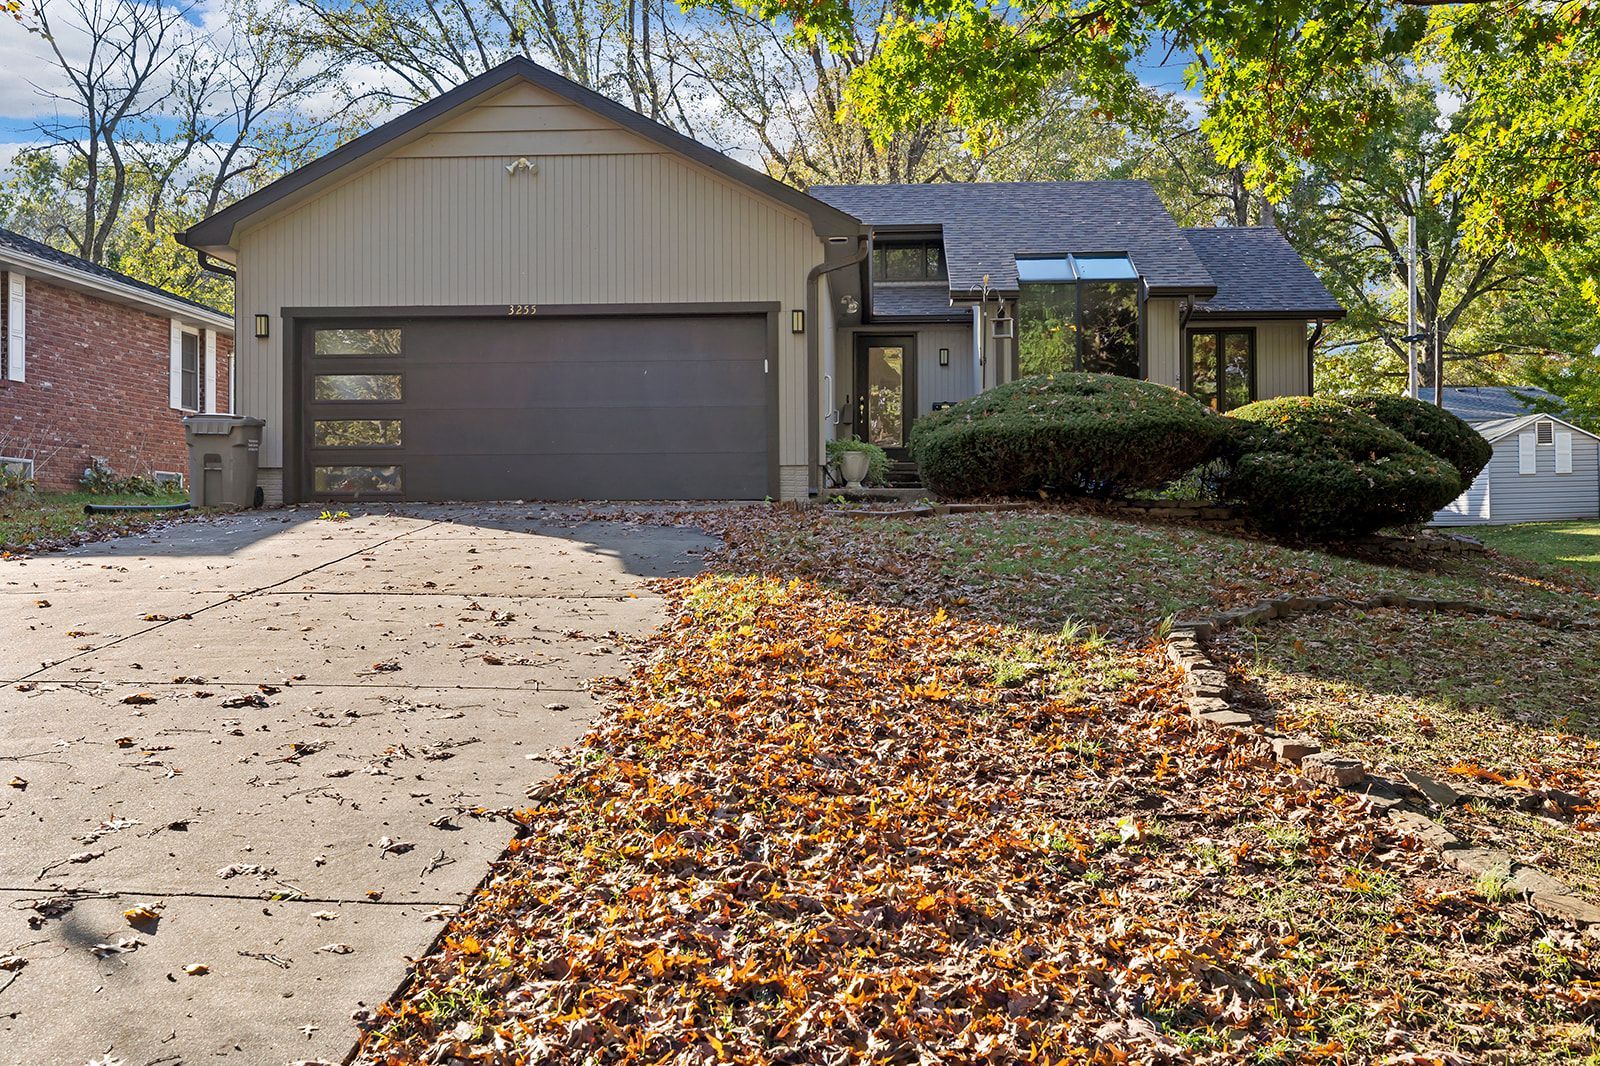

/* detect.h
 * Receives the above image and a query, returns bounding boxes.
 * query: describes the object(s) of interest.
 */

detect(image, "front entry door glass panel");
[861,342,908,450]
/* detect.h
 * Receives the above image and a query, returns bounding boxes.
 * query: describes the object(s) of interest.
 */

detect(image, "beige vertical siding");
[231,79,826,493]
[1145,298,1183,390]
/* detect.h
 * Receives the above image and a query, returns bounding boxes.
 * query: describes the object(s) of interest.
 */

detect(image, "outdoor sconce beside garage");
[254,314,269,338]
[791,309,805,333]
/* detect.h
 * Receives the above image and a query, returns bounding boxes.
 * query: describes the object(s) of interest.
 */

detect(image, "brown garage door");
[299,313,771,501]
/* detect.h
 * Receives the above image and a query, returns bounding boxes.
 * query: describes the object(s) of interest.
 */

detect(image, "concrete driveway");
[0,505,713,1066]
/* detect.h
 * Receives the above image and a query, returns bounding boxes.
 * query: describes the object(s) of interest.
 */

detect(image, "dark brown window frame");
[872,240,947,283]
[1184,327,1257,413]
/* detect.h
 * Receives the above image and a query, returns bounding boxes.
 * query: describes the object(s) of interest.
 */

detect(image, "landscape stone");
[1272,735,1321,765]
[1400,768,1461,808]
[1389,810,1458,848]
[1301,752,1366,787]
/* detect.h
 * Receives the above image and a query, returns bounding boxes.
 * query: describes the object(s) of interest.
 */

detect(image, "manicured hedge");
[1343,394,1493,484]
[1220,397,1463,537]
[909,373,1232,498]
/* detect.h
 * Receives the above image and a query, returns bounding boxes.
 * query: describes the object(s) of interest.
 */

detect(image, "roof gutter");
[807,233,871,493]
[0,248,233,331]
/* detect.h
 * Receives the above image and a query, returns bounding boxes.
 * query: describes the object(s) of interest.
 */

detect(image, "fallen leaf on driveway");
[34,599,49,608]
[90,937,142,958]
[217,863,277,879]
[123,906,160,927]
[141,612,190,622]
[0,955,25,971]
[376,837,414,857]
[311,910,339,921]
[221,693,269,709]
[8,777,25,790]
[183,963,209,975]
[317,943,353,954]
[114,736,136,747]
[120,694,156,705]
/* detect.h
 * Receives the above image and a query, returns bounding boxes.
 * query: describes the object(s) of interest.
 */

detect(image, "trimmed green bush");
[1343,394,1493,484]
[909,373,1232,498]
[1219,397,1463,537]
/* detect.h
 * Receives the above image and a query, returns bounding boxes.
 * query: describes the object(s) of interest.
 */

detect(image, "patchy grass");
[0,491,190,554]
[1476,520,1600,578]
[353,510,1600,1065]
[1217,608,1600,902]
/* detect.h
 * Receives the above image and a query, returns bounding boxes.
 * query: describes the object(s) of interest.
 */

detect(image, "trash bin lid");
[184,414,266,434]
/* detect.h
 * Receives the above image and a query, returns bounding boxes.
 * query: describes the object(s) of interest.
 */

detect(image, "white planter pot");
[839,451,870,489]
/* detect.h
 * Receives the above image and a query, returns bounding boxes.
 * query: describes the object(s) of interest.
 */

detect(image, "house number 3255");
[507,304,538,316]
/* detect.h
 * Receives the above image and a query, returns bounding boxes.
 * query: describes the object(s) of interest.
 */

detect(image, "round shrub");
[1219,397,1463,537]
[1343,394,1493,484]
[909,373,1232,498]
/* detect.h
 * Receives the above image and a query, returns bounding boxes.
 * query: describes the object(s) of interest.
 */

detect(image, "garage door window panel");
[313,419,402,448]
[314,327,402,355]
[313,464,403,494]
[314,374,403,402]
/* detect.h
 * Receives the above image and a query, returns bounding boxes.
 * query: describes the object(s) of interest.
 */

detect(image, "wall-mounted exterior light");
[505,156,537,176]
[254,314,270,338]
[791,309,805,334]
[939,347,950,367]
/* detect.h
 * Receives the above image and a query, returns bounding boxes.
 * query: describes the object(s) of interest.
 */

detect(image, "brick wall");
[0,274,232,492]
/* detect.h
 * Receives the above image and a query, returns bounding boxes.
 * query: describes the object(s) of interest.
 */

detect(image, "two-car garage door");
[299,312,771,501]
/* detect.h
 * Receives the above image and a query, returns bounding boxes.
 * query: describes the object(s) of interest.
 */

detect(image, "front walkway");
[0,506,712,1065]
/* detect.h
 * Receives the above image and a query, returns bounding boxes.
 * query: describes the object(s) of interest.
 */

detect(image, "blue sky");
[0,9,1201,165]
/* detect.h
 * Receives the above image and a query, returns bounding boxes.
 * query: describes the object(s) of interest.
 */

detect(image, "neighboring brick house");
[1,227,234,491]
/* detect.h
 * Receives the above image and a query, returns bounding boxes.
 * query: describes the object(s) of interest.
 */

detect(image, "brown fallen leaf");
[121,693,157,705]
[124,906,160,927]
[182,963,209,976]
[34,599,50,608]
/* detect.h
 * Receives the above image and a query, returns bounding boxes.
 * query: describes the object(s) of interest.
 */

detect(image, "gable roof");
[1474,411,1599,445]
[1421,385,1566,424]
[179,57,860,254]
[809,181,1216,297]
[0,226,232,329]
[1180,227,1344,319]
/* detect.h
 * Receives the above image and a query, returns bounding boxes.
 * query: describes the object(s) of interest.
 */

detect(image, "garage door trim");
[281,302,781,503]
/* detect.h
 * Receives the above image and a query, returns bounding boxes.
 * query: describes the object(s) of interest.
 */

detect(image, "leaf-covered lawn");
[1475,521,1600,579]
[354,509,1600,1065]
[0,491,184,554]
[1216,608,1600,905]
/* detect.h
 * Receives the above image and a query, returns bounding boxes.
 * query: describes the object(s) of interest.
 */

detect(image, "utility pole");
[1433,323,1444,407]
[1406,211,1418,399]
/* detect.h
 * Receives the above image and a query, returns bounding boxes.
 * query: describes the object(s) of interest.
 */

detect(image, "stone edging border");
[1167,592,1600,927]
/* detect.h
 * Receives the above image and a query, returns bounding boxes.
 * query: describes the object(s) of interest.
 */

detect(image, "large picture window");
[1016,255,1141,378]
[1185,329,1255,412]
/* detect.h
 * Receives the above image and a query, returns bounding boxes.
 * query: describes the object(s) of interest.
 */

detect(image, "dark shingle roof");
[809,181,1216,295]
[869,284,964,320]
[0,226,226,317]
[1180,227,1343,318]
[1424,385,1565,424]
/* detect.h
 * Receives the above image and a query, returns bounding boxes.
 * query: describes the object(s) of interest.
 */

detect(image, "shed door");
[301,313,770,501]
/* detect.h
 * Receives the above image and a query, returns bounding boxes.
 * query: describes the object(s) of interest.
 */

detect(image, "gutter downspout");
[1307,319,1326,396]
[806,233,871,495]
[197,251,237,280]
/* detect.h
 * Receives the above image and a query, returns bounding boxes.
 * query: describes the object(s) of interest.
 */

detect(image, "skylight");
[1014,254,1138,283]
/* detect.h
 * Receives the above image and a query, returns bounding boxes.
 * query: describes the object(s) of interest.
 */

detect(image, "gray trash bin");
[183,414,265,508]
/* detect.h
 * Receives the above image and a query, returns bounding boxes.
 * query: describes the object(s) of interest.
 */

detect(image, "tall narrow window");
[1185,329,1254,412]
[180,330,201,411]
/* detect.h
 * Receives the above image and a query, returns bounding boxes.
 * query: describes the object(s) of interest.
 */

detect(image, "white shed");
[1433,413,1600,526]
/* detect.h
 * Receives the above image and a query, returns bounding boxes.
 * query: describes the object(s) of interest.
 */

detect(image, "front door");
[854,335,915,455]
